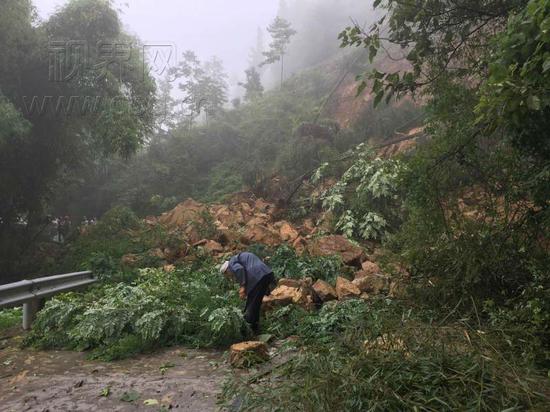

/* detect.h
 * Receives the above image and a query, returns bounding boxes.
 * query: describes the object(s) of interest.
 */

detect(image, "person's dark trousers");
[243,273,275,333]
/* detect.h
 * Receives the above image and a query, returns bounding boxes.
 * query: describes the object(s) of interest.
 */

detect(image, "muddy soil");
[0,331,229,412]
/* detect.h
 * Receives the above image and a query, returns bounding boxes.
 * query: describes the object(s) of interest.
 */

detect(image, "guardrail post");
[23,300,39,330]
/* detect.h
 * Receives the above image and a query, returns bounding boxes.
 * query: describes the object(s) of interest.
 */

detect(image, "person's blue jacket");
[228,252,272,294]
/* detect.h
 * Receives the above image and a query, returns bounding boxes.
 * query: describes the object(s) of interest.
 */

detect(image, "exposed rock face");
[335,276,361,299]
[312,279,337,302]
[353,272,390,294]
[229,341,269,368]
[308,235,365,267]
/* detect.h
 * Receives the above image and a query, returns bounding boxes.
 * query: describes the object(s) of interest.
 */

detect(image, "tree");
[261,16,297,88]
[239,67,264,102]
[0,0,156,279]
[335,0,550,314]
[170,52,228,126]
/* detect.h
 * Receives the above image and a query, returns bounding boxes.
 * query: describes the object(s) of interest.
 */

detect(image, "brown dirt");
[0,332,228,412]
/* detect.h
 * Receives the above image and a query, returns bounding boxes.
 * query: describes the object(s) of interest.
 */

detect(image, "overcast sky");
[34,0,280,82]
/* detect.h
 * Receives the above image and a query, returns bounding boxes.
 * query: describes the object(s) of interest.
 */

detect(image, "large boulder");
[353,271,390,294]
[312,279,337,302]
[308,235,365,267]
[229,341,269,368]
[335,276,361,299]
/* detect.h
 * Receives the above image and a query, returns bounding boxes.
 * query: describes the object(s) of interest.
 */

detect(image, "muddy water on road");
[0,335,229,411]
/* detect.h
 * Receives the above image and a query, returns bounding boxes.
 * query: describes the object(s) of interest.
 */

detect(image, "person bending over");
[220,252,275,333]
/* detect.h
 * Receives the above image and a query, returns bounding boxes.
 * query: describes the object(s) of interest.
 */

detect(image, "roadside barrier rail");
[0,271,97,329]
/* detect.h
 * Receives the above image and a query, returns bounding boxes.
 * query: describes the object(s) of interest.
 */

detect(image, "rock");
[292,236,307,254]
[278,278,302,288]
[279,221,299,242]
[263,285,315,310]
[308,235,365,267]
[352,273,390,294]
[193,239,224,254]
[361,260,382,276]
[159,199,207,228]
[241,224,281,246]
[229,341,269,368]
[335,276,361,299]
[312,279,337,302]
[254,199,274,214]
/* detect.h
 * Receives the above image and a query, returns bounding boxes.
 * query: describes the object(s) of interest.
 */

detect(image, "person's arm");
[230,262,247,300]
[234,267,247,299]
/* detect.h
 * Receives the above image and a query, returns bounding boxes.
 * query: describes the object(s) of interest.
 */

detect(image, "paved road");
[0,333,228,411]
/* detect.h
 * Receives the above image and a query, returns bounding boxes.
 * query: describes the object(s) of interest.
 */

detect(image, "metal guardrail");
[0,271,97,329]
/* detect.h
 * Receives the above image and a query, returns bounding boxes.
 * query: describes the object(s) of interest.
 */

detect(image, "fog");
[35,0,371,93]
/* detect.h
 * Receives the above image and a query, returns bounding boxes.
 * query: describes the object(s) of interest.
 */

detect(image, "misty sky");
[34,0,280,84]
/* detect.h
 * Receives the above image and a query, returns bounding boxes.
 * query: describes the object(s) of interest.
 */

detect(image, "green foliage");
[477,0,550,158]
[25,264,248,359]
[224,299,550,411]
[0,0,155,279]
[58,206,180,279]
[0,308,22,332]
[318,144,404,240]
[339,0,525,103]
[239,67,264,102]
[269,244,343,283]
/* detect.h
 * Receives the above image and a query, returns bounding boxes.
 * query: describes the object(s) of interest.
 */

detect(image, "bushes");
[0,307,22,332]
[25,265,250,359]
[57,206,181,280]
[224,299,550,411]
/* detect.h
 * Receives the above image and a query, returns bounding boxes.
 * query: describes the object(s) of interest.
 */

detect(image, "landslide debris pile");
[140,193,404,310]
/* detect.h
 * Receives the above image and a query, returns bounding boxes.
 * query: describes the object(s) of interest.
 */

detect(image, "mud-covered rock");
[335,276,361,299]
[229,341,269,368]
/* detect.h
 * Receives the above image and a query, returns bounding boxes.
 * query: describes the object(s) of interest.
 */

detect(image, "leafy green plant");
[316,144,404,240]
[25,264,248,359]
[0,308,22,332]
[269,245,342,283]
[224,299,550,411]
